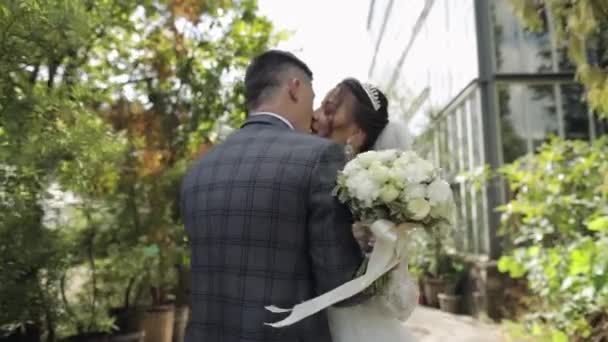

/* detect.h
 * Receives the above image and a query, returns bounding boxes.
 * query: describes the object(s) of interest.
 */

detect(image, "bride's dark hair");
[340,78,389,152]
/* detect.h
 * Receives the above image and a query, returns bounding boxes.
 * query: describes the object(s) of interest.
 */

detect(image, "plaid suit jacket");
[181,115,364,342]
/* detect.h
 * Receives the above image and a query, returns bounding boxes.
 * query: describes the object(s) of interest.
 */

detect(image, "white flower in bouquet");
[403,183,427,201]
[427,179,452,204]
[402,159,434,183]
[356,151,378,168]
[368,161,391,183]
[342,158,363,177]
[380,184,400,202]
[406,197,431,221]
[346,170,381,205]
[375,149,399,163]
[396,151,418,163]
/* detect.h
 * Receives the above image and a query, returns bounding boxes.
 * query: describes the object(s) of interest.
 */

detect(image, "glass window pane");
[451,183,467,251]
[475,187,488,254]
[497,84,528,163]
[459,106,470,172]
[449,112,460,174]
[561,83,590,140]
[595,116,608,137]
[438,119,450,171]
[491,0,575,73]
[527,84,558,150]
[469,90,484,167]
[498,83,567,161]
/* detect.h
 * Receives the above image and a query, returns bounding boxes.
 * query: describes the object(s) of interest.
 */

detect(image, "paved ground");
[405,307,504,341]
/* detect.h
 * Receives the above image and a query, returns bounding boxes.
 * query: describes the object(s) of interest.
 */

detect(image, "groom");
[181,50,364,342]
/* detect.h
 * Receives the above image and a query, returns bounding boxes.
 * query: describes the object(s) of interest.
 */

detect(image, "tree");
[509,0,608,117]
[0,0,280,339]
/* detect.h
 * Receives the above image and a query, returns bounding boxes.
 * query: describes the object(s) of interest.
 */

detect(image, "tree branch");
[29,64,40,85]
[60,273,78,328]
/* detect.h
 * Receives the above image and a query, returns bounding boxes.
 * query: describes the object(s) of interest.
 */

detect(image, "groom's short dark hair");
[244,50,313,110]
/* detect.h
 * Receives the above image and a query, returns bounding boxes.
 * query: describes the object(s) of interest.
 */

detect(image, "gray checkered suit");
[181,114,364,342]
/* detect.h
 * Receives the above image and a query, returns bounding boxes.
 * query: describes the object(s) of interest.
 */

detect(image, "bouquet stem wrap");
[265,219,417,328]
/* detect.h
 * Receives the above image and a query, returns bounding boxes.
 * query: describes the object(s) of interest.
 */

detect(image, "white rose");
[397,151,418,164]
[389,164,406,182]
[355,178,381,205]
[368,161,391,183]
[347,170,381,204]
[427,179,452,204]
[405,183,427,200]
[376,149,399,163]
[342,159,362,177]
[356,151,378,168]
[400,159,435,183]
[407,198,431,221]
[380,184,400,203]
[346,169,368,193]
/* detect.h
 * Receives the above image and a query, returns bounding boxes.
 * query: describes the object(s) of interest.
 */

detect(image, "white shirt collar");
[250,112,294,130]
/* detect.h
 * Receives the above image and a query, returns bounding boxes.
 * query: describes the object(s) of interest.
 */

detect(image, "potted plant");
[98,244,152,339]
[59,207,118,341]
[172,242,191,342]
[418,223,466,308]
[139,241,177,342]
[60,204,144,342]
[435,255,466,314]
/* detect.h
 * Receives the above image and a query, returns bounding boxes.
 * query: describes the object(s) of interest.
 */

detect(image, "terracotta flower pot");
[417,277,426,305]
[109,331,145,342]
[109,307,146,333]
[438,293,461,314]
[63,333,110,342]
[172,305,189,342]
[471,291,486,318]
[422,277,446,308]
[63,331,145,342]
[143,304,175,342]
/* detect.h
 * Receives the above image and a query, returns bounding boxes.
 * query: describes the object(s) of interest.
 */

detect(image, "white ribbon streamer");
[265,219,416,328]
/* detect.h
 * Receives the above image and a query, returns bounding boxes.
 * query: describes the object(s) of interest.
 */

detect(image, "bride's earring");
[344,138,355,162]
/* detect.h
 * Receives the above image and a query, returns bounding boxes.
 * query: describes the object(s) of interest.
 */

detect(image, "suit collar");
[242,112,294,130]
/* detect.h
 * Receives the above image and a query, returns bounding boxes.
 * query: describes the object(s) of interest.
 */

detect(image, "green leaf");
[569,248,592,275]
[143,244,160,257]
[551,329,568,342]
[527,246,540,257]
[498,256,526,278]
[587,216,608,232]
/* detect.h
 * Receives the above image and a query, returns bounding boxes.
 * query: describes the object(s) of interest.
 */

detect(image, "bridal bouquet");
[265,150,454,328]
[334,149,454,320]
[335,149,453,227]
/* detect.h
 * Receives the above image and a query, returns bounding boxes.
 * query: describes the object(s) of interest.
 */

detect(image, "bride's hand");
[352,222,375,253]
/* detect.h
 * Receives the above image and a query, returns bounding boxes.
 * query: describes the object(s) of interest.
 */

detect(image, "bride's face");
[312,85,361,146]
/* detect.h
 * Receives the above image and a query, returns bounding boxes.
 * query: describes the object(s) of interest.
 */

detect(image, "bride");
[311,78,417,342]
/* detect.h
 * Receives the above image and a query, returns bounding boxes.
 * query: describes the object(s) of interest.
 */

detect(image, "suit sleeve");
[307,142,366,303]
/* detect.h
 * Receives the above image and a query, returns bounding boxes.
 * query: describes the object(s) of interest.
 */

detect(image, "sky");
[257,0,373,107]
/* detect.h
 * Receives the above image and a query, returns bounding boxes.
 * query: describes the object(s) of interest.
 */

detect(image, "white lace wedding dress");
[327,262,418,342]
[328,121,417,342]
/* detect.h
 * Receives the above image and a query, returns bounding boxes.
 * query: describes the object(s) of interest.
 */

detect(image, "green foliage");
[508,0,608,117]
[1,0,279,339]
[497,137,608,339]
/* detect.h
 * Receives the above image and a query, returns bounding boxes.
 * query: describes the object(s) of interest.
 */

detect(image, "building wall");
[367,0,605,258]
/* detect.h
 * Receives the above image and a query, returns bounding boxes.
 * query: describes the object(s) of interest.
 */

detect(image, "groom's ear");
[287,78,301,102]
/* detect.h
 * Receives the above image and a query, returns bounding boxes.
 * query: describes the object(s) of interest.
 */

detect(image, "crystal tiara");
[362,82,381,111]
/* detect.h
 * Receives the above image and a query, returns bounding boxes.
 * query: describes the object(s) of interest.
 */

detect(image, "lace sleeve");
[368,261,419,322]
